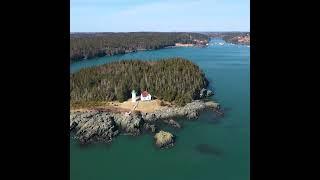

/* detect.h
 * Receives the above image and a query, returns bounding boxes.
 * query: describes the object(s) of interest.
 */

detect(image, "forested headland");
[70,58,209,107]
[221,32,250,45]
[70,32,209,62]
[203,32,250,45]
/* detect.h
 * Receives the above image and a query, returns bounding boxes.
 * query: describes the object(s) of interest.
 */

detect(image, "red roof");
[141,91,149,97]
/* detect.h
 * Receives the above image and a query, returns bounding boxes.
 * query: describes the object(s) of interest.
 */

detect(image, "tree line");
[70,32,209,62]
[70,58,209,107]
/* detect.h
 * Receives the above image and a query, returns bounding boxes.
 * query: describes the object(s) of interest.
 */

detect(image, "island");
[70,58,222,148]
[70,32,209,62]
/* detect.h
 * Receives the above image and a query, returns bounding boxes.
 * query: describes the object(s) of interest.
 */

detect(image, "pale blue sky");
[70,0,250,32]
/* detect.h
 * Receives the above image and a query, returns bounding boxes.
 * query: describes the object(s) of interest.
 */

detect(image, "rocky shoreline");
[70,99,221,148]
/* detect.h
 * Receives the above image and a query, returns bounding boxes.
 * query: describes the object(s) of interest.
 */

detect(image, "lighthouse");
[131,90,137,102]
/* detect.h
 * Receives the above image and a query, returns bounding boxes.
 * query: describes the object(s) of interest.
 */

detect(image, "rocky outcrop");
[163,119,181,128]
[142,100,218,121]
[70,111,119,144]
[200,88,214,98]
[70,111,143,144]
[154,130,175,148]
[113,112,143,135]
[70,100,220,147]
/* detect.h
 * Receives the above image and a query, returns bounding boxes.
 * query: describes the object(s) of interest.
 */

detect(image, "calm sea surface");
[70,38,250,180]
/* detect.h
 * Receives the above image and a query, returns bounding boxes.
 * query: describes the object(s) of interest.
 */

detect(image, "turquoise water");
[70,38,250,180]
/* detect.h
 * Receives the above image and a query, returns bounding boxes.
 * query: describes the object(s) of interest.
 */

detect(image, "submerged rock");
[163,119,181,128]
[205,101,220,109]
[154,130,175,148]
[143,123,157,133]
[195,144,222,156]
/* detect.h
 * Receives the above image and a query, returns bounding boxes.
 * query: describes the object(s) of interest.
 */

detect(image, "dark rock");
[206,89,214,97]
[70,121,78,131]
[200,88,207,98]
[200,88,214,98]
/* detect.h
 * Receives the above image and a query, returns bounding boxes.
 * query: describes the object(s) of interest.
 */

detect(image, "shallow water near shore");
[70,38,250,180]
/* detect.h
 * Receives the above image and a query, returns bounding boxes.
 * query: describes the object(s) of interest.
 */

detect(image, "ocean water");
[70,38,250,180]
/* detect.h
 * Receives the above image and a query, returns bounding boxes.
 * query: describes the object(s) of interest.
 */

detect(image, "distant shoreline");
[71,42,208,63]
[70,32,210,63]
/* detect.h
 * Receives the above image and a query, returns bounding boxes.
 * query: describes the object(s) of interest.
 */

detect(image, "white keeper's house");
[140,91,151,101]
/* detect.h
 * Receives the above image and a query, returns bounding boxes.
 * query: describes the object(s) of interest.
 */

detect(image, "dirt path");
[71,99,172,113]
[114,99,168,113]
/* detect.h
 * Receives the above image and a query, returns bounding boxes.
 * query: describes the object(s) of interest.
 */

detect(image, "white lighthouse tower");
[131,90,137,102]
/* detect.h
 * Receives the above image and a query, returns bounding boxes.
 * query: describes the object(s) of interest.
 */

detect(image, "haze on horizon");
[71,0,250,32]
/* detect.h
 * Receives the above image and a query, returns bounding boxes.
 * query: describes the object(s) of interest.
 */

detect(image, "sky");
[70,0,250,32]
